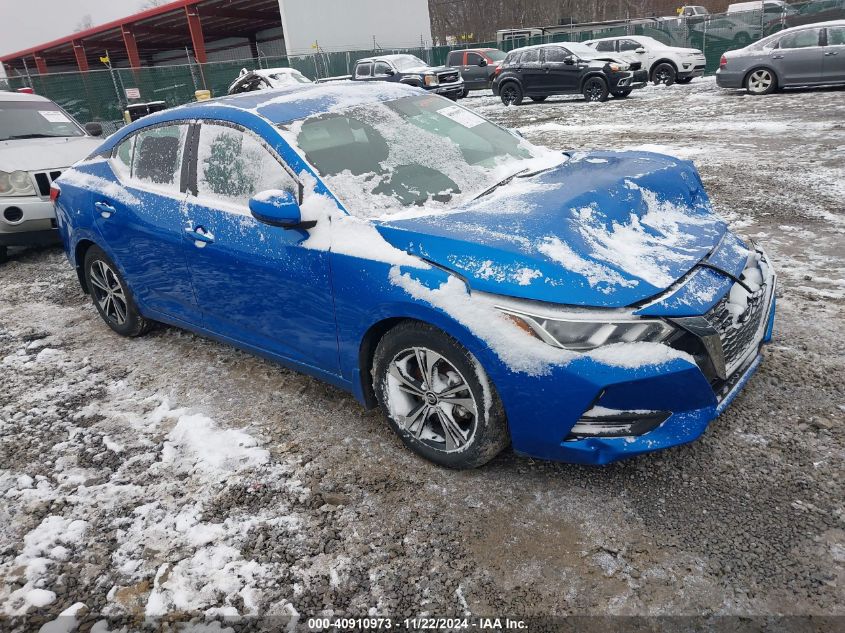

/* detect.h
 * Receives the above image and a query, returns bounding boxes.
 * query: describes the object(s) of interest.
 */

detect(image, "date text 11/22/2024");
[306,616,528,630]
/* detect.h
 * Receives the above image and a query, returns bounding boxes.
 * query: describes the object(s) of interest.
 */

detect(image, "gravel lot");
[1,78,843,628]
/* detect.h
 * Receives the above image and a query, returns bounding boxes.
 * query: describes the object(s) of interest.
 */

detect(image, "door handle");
[185,226,215,247]
[772,54,784,59]
[824,51,838,56]
[94,201,116,219]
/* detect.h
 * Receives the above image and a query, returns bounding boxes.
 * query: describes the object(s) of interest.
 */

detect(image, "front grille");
[438,71,459,84]
[32,170,62,197]
[705,282,769,376]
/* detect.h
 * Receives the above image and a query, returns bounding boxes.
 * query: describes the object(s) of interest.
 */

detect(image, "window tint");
[778,29,821,48]
[505,51,522,65]
[355,62,373,78]
[374,61,392,76]
[595,40,616,52]
[132,124,188,189]
[828,27,845,46]
[521,49,541,65]
[466,52,483,65]
[447,51,463,66]
[543,47,569,62]
[619,39,642,51]
[196,124,297,208]
[111,136,134,180]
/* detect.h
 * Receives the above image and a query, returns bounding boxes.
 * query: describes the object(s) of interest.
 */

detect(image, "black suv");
[492,42,648,105]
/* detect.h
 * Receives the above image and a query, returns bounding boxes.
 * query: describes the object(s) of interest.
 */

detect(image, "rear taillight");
[719,55,727,69]
[50,184,60,202]
[493,66,502,78]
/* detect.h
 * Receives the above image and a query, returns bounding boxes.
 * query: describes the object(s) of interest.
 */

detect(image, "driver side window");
[196,123,297,209]
[373,61,392,76]
[543,47,569,63]
[619,39,642,51]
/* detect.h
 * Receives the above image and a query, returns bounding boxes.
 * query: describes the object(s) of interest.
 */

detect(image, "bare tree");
[74,14,94,33]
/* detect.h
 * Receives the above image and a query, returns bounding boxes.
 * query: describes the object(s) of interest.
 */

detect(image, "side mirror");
[383,68,396,76]
[564,55,577,65]
[635,47,647,54]
[478,58,488,67]
[84,122,103,137]
[249,190,315,230]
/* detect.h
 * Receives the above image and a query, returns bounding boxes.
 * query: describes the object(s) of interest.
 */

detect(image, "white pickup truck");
[583,35,707,85]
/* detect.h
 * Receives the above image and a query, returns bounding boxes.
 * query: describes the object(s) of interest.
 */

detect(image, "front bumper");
[502,250,777,465]
[678,60,707,79]
[612,70,649,90]
[431,81,465,99]
[1,196,59,245]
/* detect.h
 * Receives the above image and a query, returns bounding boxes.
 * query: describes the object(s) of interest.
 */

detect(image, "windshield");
[390,55,428,71]
[269,71,312,85]
[0,100,85,141]
[282,94,564,218]
[486,50,507,61]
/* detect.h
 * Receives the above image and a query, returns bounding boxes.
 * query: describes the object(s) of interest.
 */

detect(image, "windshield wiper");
[472,168,529,201]
[2,133,67,140]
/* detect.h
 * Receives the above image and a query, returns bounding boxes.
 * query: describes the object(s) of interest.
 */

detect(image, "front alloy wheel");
[373,322,509,468]
[746,69,776,95]
[652,62,676,86]
[583,77,609,102]
[499,82,523,106]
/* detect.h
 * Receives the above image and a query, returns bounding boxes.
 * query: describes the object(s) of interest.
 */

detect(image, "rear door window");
[355,63,373,78]
[111,136,134,180]
[131,124,189,191]
[521,49,541,66]
[595,40,616,52]
[447,51,464,66]
[195,123,297,210]
[827,26,845,46]
[778,29,822,48]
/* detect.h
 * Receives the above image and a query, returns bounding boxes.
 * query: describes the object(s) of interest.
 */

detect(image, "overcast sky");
[0,0,154,57]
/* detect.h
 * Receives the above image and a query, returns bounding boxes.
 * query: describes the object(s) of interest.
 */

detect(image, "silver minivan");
[716,19,845,94]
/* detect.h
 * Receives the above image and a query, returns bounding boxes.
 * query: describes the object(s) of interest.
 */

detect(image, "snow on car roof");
[0,92,52,103]
[252,67,305,78]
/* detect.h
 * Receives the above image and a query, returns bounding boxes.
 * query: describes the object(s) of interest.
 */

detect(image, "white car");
[583,35,707,85]
[227,67,313,95]
[1,92,102,261]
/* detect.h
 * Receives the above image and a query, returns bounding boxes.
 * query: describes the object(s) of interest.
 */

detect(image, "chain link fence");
[4,2,842,131]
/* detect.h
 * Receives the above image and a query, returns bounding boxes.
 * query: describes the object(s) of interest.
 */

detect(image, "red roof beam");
[185,5,207,64]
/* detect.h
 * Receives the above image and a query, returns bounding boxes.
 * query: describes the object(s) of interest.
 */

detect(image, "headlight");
[424,74,439,86]
[0,170,36,197]
[498,308,675,351]
[609,63,630,72]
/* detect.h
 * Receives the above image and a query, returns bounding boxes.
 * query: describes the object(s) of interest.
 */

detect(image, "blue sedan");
[53,82,776,468]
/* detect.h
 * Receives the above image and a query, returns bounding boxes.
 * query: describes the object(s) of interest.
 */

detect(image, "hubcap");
[587,81,602,100]
[502,87,517,104]
[385,347,478,453]
[749,70,772,93]
[89,260,128,325]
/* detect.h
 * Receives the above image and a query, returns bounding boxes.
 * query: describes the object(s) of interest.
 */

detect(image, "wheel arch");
[652,58,678,72]
[74,238,97,294]
[579,71,609,91]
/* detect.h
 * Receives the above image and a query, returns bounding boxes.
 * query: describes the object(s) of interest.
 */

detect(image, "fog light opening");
[565,408,671,441]
[3,207,24,224]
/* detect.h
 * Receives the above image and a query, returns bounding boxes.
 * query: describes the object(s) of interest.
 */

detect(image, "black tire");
[529,96,548,102]
[84,245,152,337]
[583,77,609,102]
[675,76,693,84]
[499,81,523,106]
[373,321,509,469]
[652,62,676,86]
[461,86,470,99]
[611,88,632,98]
[0,245,7,263]
[745,67,777,95]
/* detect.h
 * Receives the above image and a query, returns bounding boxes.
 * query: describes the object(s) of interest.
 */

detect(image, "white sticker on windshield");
[437,105,484,128]
[39,110,71,123]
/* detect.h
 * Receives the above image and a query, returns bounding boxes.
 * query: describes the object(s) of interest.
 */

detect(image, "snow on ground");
[1,77,843,627]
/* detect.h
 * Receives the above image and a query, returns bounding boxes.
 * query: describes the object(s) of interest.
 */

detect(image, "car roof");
[0,91,52,103]
[356,53,422,63]
[100,81,425,153]
[253,67,304,77]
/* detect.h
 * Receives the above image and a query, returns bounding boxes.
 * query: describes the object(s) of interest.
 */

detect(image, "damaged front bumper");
[502,243,777,465]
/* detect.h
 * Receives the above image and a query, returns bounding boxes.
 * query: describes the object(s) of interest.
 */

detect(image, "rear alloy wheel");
[373,322,509,469]
[529,95,548,102]
[652,62,676,85]
[611,88,632,98]
[84,245,152,337]
[583,77,609,102]
[499,82,523,106]
[745,68,776,95]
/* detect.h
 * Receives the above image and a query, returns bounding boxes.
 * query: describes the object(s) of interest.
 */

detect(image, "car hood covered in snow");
[0,136,102,173]
[375,151,730,309]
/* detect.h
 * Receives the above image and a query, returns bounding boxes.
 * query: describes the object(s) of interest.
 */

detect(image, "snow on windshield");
[280,94,565,218]
[0,101,85,141]
[390,55,428,71]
